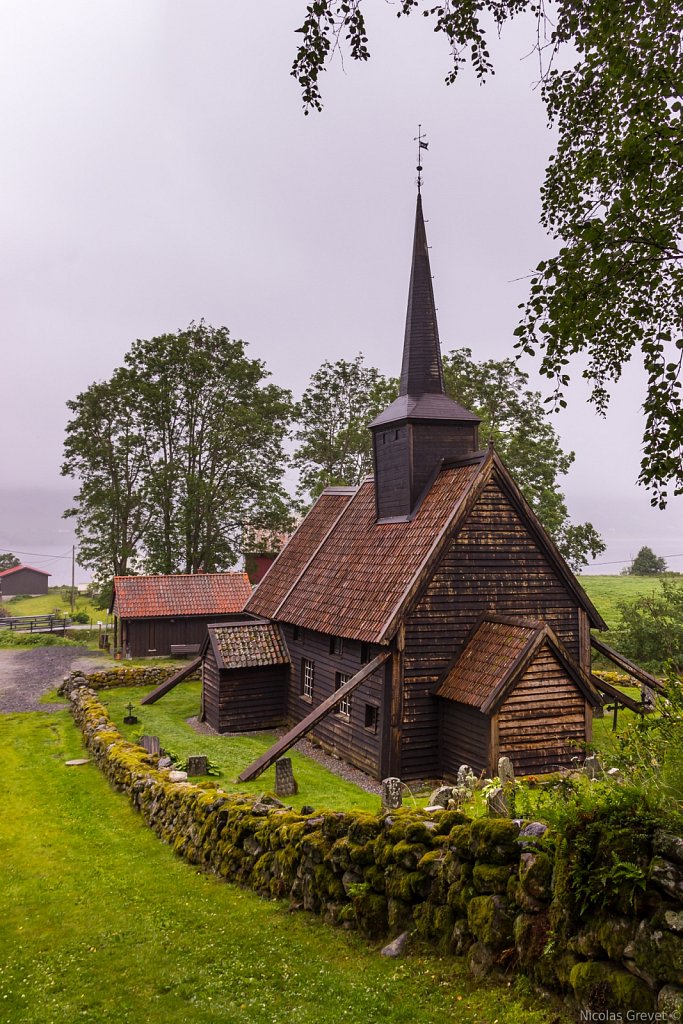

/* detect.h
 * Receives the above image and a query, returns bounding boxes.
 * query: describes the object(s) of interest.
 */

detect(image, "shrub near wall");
[64,681,683,1019]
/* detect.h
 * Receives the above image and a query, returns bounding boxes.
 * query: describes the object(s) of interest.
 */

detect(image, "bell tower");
[369,188,480,521]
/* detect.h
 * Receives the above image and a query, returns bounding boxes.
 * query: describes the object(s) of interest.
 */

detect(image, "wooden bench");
[170,644,201,657]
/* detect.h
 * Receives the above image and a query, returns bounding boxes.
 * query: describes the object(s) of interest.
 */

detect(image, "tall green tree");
[613,578,683,672]
[293,354,397,499]
[626,546,668,577]
[62,372,149,595]
[290,0,683,506]
[0,553,20,571]
[62,323,294,585]
[442,348,605,570]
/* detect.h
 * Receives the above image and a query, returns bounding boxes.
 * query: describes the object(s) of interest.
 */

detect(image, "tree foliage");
[0,553,21,571]
[292,354,397,499]
[290,0,683,506]
[613,578,683,673]
[442,348,604,570]
[62,323,294,590]
[293,348,604,569]
[626,545,668,577]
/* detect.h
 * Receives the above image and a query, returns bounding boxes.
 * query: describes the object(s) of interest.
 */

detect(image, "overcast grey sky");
[1,1,681,584]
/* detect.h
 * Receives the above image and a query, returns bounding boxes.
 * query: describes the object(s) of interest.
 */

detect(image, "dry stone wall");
[65,680,683,1019]
[61,665,200,692]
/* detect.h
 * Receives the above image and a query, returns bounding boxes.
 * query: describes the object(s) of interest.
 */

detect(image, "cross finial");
[414,125,429,193]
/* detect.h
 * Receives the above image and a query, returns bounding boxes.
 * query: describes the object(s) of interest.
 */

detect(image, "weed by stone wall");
[66,682,683,1018]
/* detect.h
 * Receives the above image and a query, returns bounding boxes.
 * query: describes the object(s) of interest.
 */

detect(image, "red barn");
[0,565,50,598]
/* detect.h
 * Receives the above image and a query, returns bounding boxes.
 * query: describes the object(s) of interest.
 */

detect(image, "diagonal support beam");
[140,656,202,705]
[589,672,648,715]
[238,651,391,782]
[591,635,664,691]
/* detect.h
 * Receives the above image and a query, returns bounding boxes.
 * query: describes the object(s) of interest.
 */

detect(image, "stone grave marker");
[187,755,209,776]
[486,786,509,818]
[498,756,515,788]
[138,735,161,756]
[275,757,298,796]
[381,777,403,810]
[583,755,603,780]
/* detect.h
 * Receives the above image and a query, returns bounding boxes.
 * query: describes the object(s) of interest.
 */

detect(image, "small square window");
[329,635,343,656]
[335,672,351,718]
[360,642,371,664]
[292,625,301,642]
[364,704,379,733]
[301,658,314,700]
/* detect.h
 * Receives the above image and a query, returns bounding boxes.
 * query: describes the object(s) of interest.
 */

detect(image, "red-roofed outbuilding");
[110,572,252,657]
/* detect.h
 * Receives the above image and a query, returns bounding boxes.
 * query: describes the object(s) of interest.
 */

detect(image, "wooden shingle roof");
[244,489,356,620]
[112,573,252,619]
[436,615,601,712]
[207,621,290,670]
[247,460,485,643]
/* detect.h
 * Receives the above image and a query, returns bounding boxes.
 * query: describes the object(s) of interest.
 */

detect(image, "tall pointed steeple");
[369,189,480,522]
[399,193,444,396]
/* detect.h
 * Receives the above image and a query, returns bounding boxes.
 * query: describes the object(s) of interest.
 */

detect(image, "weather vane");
[414,124,429,193]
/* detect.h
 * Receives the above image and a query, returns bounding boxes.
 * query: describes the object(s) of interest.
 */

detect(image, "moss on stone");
[470,818,520,864]
[632,920,683,984]
[392,840,427,870]
[569,961,655,1015]
[467,895,514,949]
[472,862,516,895]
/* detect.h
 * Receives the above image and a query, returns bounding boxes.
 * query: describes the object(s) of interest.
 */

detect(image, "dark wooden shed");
[200,620,290,732]
[111,573,252,657]
[0,565,50,598]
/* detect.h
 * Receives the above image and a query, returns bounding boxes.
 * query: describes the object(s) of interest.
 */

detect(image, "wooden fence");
[0,614,71,634]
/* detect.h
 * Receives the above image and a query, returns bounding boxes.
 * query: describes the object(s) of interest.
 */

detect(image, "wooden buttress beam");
[238,651,391,782]
[590,635,664,691]
[588,672,648,715]
[140,656,202,705]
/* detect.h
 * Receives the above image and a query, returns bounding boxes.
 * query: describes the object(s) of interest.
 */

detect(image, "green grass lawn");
[577,574,666,630]
[0,710,569,1024]
[100,681,384,813]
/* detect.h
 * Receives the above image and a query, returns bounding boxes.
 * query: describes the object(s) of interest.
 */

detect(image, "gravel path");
[0,646,107,713]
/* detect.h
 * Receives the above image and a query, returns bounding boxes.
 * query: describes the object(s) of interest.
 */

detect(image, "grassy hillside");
[0,709,567,1024]
[2,587,105,623]
[577,574,668,630]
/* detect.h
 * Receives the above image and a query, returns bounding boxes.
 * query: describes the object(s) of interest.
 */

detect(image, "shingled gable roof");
[246,446,605,644]
[203,619,290,671]
[244,488,356,620]
[436,614,602,712]
[112,572,252,619]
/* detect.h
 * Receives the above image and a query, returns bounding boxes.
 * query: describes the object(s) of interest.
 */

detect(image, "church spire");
[399,193,445,397]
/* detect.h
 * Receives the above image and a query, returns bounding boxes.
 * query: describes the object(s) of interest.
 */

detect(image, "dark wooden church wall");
[374,428,411,519]
[410,423,478,505]
[439,702,489,779]
[400,476,582,779]
[202,647,222,730]
[281,625,384,777]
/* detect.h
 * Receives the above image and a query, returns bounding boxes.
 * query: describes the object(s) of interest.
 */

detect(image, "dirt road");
[0,646,106,713]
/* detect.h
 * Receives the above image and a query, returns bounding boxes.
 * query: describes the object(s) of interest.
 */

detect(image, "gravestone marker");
[275,757,298,796]
[381,777,403,810]
[583,755,603,780]
[498,756,515,788]
[187,755,209,776]
[486,786,509,818]
[139,735,161,756]
[457,764,477,794]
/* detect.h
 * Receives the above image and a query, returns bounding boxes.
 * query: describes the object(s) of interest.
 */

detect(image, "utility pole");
[71,545,75,614]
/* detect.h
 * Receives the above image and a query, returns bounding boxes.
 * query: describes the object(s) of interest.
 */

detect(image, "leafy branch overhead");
[291,0,683,506]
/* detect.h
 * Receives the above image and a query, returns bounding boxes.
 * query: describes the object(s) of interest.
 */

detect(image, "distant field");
[577,574,669,630]
[2,588,105,623]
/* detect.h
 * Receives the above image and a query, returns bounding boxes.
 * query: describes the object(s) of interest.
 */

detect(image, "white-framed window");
[302,658,315,699]
[335,672,351,718]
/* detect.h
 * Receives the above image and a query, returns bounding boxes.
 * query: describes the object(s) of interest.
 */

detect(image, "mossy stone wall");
[60,665,200,693]
[67,683,683,1018]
